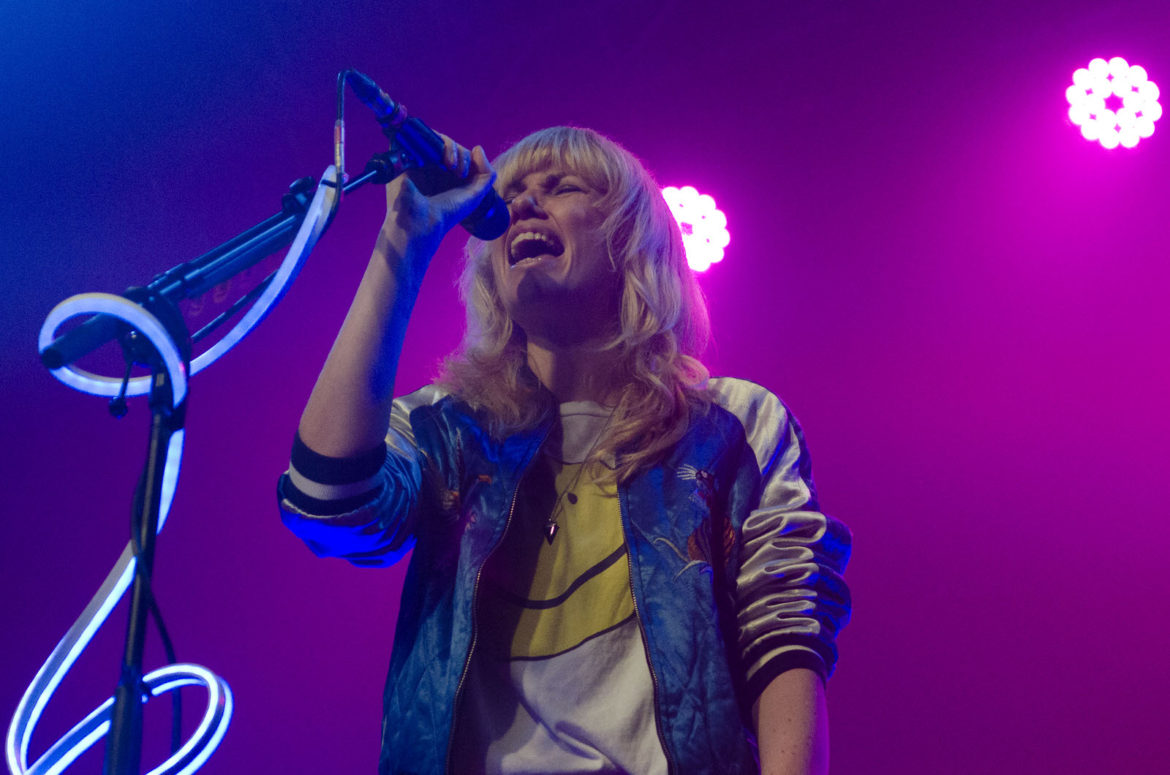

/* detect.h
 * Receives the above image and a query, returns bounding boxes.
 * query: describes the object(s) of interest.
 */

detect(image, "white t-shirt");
[451,402,668,774]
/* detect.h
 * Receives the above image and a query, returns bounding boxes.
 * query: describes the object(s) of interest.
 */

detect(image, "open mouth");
[508,230,564,267]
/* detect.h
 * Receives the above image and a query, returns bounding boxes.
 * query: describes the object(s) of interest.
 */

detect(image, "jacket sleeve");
[277,389,437,568]
[713,378,852,704]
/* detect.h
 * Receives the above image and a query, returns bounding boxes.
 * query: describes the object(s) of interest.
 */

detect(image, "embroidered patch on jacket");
[651,466,735,579]
[677,464,716,509]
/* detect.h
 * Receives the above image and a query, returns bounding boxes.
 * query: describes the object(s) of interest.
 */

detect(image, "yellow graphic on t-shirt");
[478,459,634,660]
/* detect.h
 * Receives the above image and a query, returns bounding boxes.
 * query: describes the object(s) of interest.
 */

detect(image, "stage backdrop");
[2,1,1168,772]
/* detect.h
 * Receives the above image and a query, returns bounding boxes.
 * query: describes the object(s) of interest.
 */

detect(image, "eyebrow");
[502,171,574,197]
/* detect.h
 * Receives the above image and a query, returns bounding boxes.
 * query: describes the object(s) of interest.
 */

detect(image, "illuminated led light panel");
[662,186,730,272]
[1067,57,1161,149]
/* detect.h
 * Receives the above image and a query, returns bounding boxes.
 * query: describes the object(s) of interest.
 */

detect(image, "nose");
[509,189,546,220]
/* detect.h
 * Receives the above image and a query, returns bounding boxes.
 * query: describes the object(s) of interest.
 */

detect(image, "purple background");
[3,1,1169,772]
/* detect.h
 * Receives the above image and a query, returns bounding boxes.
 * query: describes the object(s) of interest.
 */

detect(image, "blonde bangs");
[494,128,618,204]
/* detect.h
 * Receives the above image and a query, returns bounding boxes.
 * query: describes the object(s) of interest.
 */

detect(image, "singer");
[278,127,851,774]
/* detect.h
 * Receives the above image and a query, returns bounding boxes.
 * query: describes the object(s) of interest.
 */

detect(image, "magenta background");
[3,1,1169,772]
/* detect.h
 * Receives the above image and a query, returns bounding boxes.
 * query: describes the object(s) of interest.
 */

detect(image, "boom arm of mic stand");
[40,177,319,370]
[41,153,405,373]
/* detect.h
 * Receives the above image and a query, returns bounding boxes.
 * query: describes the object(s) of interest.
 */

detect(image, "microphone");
[345,70,509,240]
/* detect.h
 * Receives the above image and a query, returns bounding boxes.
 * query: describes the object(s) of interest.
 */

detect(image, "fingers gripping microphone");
[345,70,510,240]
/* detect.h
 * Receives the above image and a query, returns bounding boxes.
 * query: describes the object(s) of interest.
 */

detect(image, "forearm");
[296,141,493,459]
[753,668,829,775]
[297,224,435,458]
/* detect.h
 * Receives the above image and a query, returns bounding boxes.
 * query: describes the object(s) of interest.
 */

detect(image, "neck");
[525,336,622,404]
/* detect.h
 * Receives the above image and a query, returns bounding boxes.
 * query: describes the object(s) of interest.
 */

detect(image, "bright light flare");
[1067,56,1161,149]
[662,185,730,272]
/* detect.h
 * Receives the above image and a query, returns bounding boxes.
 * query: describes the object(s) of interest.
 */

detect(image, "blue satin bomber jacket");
[279,377,852,775]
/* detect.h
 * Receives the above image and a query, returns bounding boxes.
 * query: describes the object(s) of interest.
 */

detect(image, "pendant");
[544,521,559,545]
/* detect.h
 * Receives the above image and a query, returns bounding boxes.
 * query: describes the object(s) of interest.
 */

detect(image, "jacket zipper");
[443,426,551,775]
[621,489,677,775]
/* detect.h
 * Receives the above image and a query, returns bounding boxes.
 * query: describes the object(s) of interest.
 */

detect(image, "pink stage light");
[1066,57,1161,149]
[662,186,730,272]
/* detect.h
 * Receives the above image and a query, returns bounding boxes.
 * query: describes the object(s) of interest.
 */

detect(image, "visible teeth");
[509,231,562,263]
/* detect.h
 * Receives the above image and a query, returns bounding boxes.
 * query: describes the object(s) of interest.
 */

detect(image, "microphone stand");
[41,150,406,775]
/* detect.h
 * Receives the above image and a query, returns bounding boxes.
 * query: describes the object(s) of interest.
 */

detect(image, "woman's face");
[491,165,621,344]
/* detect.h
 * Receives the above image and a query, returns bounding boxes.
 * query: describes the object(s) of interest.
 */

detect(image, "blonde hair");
[441,127,710,482]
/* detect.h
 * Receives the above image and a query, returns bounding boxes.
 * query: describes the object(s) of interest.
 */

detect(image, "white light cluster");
[662,186,730,272]
[1066,57,1161,149]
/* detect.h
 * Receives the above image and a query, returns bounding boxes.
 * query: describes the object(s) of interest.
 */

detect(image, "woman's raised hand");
[380,135,496,260]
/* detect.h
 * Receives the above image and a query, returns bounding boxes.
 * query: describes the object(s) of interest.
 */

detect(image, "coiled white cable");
[8,167,339,774]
